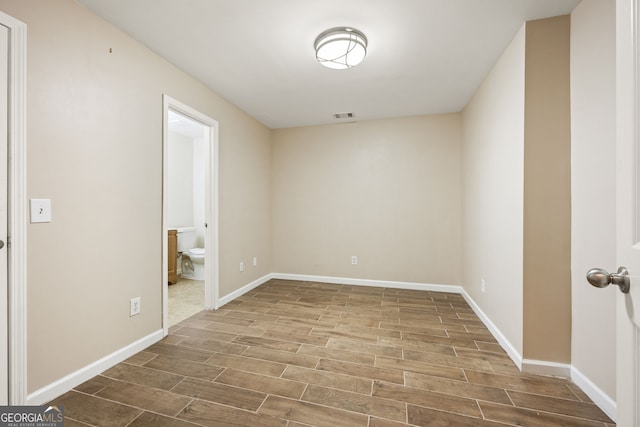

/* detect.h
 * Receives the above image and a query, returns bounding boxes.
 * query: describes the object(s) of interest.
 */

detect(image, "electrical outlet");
[481,279,486,293]
[351,256,358,265]
[240,262,244,272]
[130,297,141,316]
[253,257,257,267]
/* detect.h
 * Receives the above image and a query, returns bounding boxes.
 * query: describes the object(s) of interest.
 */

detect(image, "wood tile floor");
[51,279,615,426]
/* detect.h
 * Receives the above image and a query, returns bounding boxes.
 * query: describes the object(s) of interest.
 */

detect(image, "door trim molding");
[161,95,219,335]
[0,11,27,405]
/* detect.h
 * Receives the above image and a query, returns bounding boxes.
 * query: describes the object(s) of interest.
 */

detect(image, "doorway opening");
[162,96,219,335]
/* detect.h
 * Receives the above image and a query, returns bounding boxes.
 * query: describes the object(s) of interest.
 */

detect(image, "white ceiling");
[76,0,580,129]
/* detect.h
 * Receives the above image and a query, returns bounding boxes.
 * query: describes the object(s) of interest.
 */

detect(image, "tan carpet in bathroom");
[168,278,204,327]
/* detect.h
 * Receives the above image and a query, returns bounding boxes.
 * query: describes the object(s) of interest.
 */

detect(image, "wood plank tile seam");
[49,279,614,426]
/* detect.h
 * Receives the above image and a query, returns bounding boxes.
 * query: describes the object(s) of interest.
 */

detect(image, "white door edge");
[161,95,219,336]
[0,10,27,405]
[616,0,640,424]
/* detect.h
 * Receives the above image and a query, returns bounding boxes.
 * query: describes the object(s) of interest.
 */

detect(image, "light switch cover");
[30,199,52,223]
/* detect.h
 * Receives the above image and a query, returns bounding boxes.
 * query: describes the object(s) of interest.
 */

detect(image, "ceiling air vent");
[333,112,355,120]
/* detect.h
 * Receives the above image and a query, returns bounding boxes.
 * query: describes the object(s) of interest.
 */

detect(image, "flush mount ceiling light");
[314,27,368,70]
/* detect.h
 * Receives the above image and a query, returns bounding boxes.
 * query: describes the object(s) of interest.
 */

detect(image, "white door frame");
[162,95,219,335]
[0,11,27,405]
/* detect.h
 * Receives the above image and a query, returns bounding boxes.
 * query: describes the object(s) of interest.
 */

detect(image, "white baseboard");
[571,366,617,422]
[217,273,274,307]
[461,292,573,381]
[27,272,615,423]
[458,289,524,370]
[271,273,462,293]
[274,273,615,418]
[273,273,525,372]
[521,359,571,378]
[26,329,163,405]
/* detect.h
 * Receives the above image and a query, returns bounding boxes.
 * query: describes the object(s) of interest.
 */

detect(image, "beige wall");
[522,16,572,363]
[0,0,613,406]
[272,115,462,285]
[463,16,572,365]
[462,25,526,355]
[218,104,272,297]
[0,0,272,393]
[570,0,616,399]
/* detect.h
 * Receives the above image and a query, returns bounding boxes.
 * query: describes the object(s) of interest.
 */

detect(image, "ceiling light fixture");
[314,27,367,70]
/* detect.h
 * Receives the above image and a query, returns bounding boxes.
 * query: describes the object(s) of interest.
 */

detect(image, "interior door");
[616,0,640,424]
[0,23,8,406]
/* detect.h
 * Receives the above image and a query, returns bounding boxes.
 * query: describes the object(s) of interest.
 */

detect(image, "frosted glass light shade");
[314,27,367,69]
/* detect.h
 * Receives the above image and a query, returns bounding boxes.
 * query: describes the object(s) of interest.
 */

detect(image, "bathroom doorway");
[162,95,219,335]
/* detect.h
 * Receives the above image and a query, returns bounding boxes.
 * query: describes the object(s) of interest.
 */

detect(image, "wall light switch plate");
[30,199,52,223]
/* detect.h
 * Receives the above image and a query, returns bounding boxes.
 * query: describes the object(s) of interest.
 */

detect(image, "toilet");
[176,227,206,280]
[186,247,205,280]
